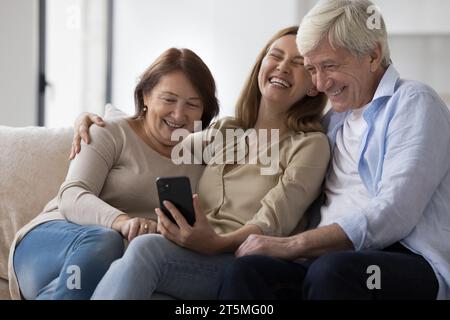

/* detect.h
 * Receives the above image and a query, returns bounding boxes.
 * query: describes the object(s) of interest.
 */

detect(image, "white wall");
[0,0,38,126]
[1,0,449,128]
[373,0,450,34]
[112,0,301,118]
[45,0,108,128]
[112,0,450,117]
[372,0,450,104]
[389,35,450,102]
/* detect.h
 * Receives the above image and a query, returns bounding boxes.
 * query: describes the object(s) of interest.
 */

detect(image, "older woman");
[76,26,330,300]
[9,48,219,300]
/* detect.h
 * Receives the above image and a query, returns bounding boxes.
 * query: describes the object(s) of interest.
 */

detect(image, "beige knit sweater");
[194,118,330,236]
[8,119,204,299]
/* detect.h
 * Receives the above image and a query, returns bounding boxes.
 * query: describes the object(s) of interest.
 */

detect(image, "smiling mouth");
[269,76,292,88]
[163,119,184,129]
[329,87,345,97]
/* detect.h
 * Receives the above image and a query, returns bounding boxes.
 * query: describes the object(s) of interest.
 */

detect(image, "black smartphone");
[156,176,196,226]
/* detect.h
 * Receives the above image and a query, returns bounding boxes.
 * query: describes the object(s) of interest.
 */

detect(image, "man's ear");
[369,42,383,72]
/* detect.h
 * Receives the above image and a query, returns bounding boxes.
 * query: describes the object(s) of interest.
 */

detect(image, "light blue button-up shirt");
[322,65,450,299]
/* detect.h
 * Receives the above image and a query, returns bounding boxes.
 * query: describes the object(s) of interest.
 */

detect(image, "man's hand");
[236,224,354,260]
[69,112,105,160]
[112,215,157,242]
[235,234,301,260]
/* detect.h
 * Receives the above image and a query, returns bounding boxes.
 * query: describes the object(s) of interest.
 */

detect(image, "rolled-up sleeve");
[246,133,330,236]
[335,91,450,250]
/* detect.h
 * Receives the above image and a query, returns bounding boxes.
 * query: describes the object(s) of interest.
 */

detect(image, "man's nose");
[314,70,332,93]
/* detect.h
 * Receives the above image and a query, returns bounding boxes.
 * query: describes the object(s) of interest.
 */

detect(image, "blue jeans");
[14,220,124,300]
[91,234,235,299]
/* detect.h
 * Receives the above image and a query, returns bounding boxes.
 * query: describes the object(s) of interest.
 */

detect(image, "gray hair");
[297,0,391,68]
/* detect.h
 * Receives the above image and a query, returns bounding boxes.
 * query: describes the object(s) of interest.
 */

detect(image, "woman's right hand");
[112,215,157,242]
[69,112,105,160]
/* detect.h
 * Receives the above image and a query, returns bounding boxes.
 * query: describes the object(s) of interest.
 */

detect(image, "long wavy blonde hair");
[234,26,327,133]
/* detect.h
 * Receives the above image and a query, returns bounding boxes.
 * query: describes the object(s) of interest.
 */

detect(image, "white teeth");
[331,88,344,96]
[269,77,291,88]
[164,119,183,128]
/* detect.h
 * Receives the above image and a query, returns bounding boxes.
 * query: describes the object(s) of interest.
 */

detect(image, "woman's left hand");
[155,194,224,254]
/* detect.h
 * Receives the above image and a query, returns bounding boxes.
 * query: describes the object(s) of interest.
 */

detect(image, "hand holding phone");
[156,176,196,226]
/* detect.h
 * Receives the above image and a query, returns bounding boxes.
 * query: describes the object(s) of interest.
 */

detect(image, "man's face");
[304,39,380,112]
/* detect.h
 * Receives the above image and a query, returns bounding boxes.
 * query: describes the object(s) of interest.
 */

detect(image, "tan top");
[8,118,204,299]
[187,118,331,236]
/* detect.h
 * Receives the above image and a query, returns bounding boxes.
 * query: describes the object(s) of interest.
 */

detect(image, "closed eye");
[292,60,304,67]
[324,64,338,71]
[187,102,200,108]
[161,97,176,103]
[304,66,316,74]
[269,53,283,60]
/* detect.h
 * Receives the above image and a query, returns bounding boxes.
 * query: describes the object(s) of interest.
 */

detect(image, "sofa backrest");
[0,125,73,279]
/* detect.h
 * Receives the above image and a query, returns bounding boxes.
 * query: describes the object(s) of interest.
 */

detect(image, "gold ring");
[144,223,149,231]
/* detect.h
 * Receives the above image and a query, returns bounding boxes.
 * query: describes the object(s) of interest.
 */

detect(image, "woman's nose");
[276,59,290,74]
[171,104,186,122]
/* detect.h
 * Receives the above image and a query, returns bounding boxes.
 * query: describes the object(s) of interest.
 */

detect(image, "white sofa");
[0,125,73,299]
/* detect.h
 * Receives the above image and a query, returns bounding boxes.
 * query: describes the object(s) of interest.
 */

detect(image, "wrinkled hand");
[112,215,157,242]
[155,194,223,254]
[235,234,299,260]
[69,112,105,160]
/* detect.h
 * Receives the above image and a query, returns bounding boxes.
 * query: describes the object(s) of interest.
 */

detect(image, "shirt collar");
[372,64,400,101]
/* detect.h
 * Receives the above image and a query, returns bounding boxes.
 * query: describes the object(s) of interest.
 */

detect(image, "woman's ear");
[307,87,319,97]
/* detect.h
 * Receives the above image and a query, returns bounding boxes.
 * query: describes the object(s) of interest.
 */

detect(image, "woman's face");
[143,71,204,147]
[258,35,315,111]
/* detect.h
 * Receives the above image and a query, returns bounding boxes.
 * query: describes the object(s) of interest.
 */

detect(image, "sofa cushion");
[0,278,10,300]
[104,103,129,119]
[0,125,73,279]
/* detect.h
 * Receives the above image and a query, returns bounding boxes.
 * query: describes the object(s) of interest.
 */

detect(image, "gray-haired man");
[219,0,450,300]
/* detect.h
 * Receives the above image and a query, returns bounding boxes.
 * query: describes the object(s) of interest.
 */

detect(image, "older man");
[219,0,450,300]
